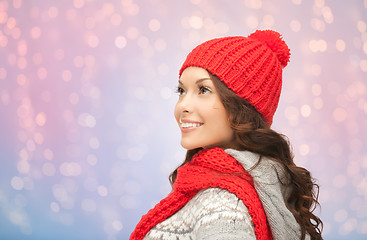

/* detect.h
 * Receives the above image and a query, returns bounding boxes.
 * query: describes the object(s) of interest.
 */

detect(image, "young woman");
[130,30,323,240]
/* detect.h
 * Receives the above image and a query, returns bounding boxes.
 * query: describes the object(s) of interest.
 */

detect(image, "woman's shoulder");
[191,187,250,217]
[160,187,252,226]
[146,188,256,239]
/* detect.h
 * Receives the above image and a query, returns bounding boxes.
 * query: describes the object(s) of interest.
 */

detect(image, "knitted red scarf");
[130,147,273,240]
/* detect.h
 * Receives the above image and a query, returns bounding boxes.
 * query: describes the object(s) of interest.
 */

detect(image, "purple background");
[0,0,366,239]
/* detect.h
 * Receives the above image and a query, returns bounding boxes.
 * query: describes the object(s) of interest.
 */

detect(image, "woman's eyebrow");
[178,78,211,86]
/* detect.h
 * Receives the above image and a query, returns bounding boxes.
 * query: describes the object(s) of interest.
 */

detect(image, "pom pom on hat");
[179,29,291,126]
[249,30,290,68]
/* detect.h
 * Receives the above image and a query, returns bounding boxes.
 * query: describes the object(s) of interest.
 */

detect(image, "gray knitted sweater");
[143,149,309,240]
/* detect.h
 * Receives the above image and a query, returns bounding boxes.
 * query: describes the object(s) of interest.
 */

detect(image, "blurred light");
[17,160,30,174]
[37,67,47,79]
[73,56,84,68]
[115,36,127,49]
[11,176,24,190]
[50,202,60,212]
[89,137,100,149]
[189,15,203,29]
[290,20,301,32]
[7,17,16,29]
[17,57,27,69]
[285,106,299,121]
[0,11,8,24]
[300,104,311,117]
[322,6,333,24]
[347,161,360,176]
[48,6,58,18]
[299,144,310,156]
[360,59,367,72]
[85,17,95,29]
[333,108,347,122]
[311,64,322,76]
[32,53,42,65]
[35,112,47,126]
[59,162,82,176]
[312,84,322,96]
[13,0,22,8]
[357,20,367,33]
[102,2,114,16]
[69,92,79,105]
[336,39,346,52]
[148,19,160,32]
[112,221,123,231]
[309,39,327,52]
[311,18,325,32]
[0,67,6,79]
[97,186,108,197]
[245,0,262,9]
[54,48,64,61]
[86,33,99,48]
[26,140,35,152]
[292,0,302,5]
[363,43,367,55]
[110,13,122,26]
[87,154,97,165]
[17,40,27,56]
[73,0,84,9]
[62,70,72,82]
[33,132,44,144]
[43,148,54,160]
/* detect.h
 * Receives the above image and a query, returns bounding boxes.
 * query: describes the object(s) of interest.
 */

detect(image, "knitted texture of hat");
[130,147,273,240]
[179,30,291,126]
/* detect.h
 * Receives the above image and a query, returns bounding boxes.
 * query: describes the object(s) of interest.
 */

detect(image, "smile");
[181,122,203,128]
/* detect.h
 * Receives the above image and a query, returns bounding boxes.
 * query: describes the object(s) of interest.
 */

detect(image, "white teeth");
[181,122,202,128]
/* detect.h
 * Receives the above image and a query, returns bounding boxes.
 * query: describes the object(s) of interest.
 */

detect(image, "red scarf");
[130,147,273,240]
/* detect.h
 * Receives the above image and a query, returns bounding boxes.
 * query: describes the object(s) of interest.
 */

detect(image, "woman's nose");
[177,95,194,113]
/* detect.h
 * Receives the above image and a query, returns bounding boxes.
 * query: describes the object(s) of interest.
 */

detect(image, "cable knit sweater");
[131,148,307,240]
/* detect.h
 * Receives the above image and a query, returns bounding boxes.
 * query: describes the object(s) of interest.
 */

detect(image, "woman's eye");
[199,86,211,94]
[176,87,185,95]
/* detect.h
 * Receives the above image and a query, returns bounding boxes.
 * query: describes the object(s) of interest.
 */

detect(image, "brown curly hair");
[169,73,323,239]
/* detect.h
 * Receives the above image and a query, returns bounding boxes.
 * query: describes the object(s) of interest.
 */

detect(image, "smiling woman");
[130,30,323,240]
[174,67,234,150]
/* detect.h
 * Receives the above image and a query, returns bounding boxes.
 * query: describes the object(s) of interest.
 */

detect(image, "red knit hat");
[179,30,291,126]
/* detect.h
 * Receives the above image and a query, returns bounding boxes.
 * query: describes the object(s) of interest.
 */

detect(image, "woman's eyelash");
[175,86,185,95]
[198,85,211,94]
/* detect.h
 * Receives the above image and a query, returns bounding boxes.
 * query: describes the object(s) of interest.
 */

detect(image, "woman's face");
[174,67,234,150]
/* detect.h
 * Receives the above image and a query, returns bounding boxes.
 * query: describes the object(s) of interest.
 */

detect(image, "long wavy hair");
[169,72,323,239]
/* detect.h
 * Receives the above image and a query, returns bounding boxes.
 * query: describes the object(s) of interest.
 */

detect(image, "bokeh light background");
[0,0,367,239]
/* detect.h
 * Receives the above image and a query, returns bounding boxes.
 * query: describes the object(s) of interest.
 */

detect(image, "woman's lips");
[179,120,203,133]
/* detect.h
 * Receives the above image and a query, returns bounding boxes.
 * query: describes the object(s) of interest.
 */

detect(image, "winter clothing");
[130,147,272,240]
[131,148,307,240]
[179,30,290,126]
